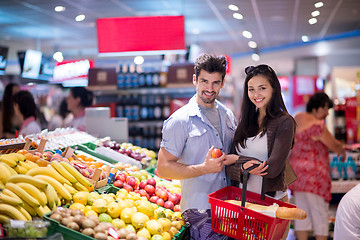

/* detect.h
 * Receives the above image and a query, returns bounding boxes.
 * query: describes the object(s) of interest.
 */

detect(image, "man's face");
[193,69,224,108]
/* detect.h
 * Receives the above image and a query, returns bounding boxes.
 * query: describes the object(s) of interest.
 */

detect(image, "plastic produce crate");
[208,186,295,240]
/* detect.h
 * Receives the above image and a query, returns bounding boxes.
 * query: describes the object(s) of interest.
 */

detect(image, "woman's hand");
[243,160,268,176]
[223,154,239,165]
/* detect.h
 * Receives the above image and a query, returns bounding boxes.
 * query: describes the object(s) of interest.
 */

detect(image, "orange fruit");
[35,159,48,167]
[85,157,94,162]
[76,155,87,160]
[17,149,28,155]
[24,153,40,162]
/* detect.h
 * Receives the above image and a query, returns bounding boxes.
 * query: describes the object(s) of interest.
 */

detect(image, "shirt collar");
[21,116,35,129]
[188,94,220,117]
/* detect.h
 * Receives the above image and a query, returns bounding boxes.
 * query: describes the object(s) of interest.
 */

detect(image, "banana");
[2,188,22,201]
[0,155,18,167]
[14,164,28,174]
[7,175,48,189]
[34,205,51,218]
[22,201,37,216]
[16,183,47,206]
[43,184,58,211]
[27,166,71,185]
[0,193,23,206]
[18,161,34,171]
[15,205,32,221]
[50,161,78,183]
[0,161,18,176]
[24,160,39,169]
[0,181,4,190]
[11,153,26,162]
[60,161,93,187]
[0,162,12,184]
[0,214,10,224]
[63,183,78,195]
[5,183,40,208]
[0,203,27,221]
[72,182,90,192]
[34,175,72,201]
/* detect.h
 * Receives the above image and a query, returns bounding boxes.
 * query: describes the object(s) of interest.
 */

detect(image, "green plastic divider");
[72,144,118,164]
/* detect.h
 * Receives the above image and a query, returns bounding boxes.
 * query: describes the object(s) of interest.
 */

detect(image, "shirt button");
[216,134,218,136]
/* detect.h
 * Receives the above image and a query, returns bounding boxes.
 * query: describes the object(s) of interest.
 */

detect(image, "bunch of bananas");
[0,153,94,223]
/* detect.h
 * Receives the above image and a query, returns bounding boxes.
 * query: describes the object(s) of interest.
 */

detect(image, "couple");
[157,54,295,239]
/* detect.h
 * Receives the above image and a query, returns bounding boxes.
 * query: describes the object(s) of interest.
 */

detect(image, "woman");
[289,92,345,240]
[225,64,296,239]
[0,83,20,138]
[12,91,41,137]
[65,87,93,131]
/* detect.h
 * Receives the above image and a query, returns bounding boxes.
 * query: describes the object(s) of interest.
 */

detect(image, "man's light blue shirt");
[160,95,237,212]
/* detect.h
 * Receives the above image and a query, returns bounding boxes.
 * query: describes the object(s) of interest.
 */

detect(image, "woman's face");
[66,92,80,112]
[313,104,330,120]
[247,75,273,112]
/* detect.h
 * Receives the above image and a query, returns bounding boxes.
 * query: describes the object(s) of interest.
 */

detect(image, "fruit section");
[0,130,185,240]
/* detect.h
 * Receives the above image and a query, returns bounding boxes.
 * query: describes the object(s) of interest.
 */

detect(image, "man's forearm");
[157,160,206,180]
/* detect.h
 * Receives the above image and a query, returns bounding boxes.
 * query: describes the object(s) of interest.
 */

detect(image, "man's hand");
[201,146,225,174]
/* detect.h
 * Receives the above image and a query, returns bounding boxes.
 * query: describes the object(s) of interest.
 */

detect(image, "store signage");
[97,16,186,56]
[292,76,317,109]
[53,59,94,82]
[278,76,289,90]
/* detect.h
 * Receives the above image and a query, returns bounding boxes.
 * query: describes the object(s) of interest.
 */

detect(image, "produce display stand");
[24,138,47,154]
[0,141,26,154]
[0,232,63,240]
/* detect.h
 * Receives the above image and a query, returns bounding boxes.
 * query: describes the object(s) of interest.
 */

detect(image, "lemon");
[151,234,165,240]
[118,199,134,213]
[85,210,98,217]
[146,219,163,235]
[137,227,151,239]
[69,203,86,213]
[162,232,172,240]
[107,201,122,218]
[172,221,182,231]
[73,191,89,205]
[112,218,126,229]
[131,212,149,229]
[92,199,108,213]
[87,192,101,205]
[172,212,182,221]
[158,218,172,232]
[99,213,113,223]
[101,194,115,204]
[126,224,136,233]
[121,207,137,224]
[136,200,154,218]
[169,226,178,237]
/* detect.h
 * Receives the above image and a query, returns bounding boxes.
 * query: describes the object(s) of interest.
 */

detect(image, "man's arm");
[157,147,225,180]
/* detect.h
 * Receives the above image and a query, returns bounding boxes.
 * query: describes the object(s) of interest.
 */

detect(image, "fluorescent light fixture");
[301,35,309,42]
[242,31,252,39]
[311,10,320,17]
[248,41,257,48]
[98,49,187,57]
[314,2,324,8]
[134,56,144,65]
[228,4,239,11]
[53,52,63,62]
[75,14,86,22]
[251,53,260,61]
[309,18,317,24]
[233,13,243,20]
[55,6,66,12]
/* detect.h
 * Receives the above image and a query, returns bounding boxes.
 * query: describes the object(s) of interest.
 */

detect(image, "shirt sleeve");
[160,116,188,158]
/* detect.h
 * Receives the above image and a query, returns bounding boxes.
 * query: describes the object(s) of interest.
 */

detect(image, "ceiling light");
[228,4,239,11]
[55,6,66,12]
[314,2,324,8]
[75,14,86,22]
[134,56,144,65]
[233,13,243,20]
[311,10,320,17]
[192,28,200,35]
[242,31,252,39]
[53,52,63,62]
[251,53,260,61]
[301,35,309,42]
[308,18,317,24]
[248,41,257,48]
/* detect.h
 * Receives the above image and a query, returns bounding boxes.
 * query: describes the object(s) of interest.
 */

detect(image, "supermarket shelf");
[331,180,360,193]
[92,86,196,96]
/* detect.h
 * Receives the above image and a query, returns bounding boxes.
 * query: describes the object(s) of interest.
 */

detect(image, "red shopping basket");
[208,163,296,240]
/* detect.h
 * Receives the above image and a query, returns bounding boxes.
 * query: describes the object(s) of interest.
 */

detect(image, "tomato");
[211,148,222,158]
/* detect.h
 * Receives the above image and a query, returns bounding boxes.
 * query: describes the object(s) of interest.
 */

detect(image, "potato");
[82,228,95,237]
[94,232,108,240]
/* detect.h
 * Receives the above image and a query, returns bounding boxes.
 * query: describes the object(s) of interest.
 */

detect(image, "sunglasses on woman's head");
[245,65,275,75]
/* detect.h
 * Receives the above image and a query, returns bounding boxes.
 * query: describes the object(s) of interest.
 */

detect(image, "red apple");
[168,193,179,205]
[139,181,147,190]
[173,204,181,212]
[126,176,137,188]
[144,185,155,196]
[116,172,127,182]
[134,189,140,194]
[175,193,181,203]
[80,169,90,178]
[155,189,168,201]
[138,189,148,197]
[211,148,222,158]
[156,198,165,207]
[113,180,124,188]
[146,178,156,187]
[149,196,159,203]
[123,183,133,192]
[164,201,174,210]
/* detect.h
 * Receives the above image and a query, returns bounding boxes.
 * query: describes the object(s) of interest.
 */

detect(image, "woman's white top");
[236,132,286,200]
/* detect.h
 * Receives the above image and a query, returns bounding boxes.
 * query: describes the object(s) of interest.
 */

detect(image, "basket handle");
[241,163,260,207]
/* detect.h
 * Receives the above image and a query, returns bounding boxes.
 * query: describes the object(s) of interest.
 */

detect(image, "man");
[157,54,237,239]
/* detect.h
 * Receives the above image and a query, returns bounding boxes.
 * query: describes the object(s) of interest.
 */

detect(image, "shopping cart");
[208,165,296,240]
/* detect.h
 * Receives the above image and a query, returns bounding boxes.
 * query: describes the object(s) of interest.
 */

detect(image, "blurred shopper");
[0,83,20,138]
[225,65,296,240]
[65,87,93,131]
[334,183,360,239]
[289,92,346,240]
[12,90,41,137]
[157,54,237,239]
[48,98,71,130]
